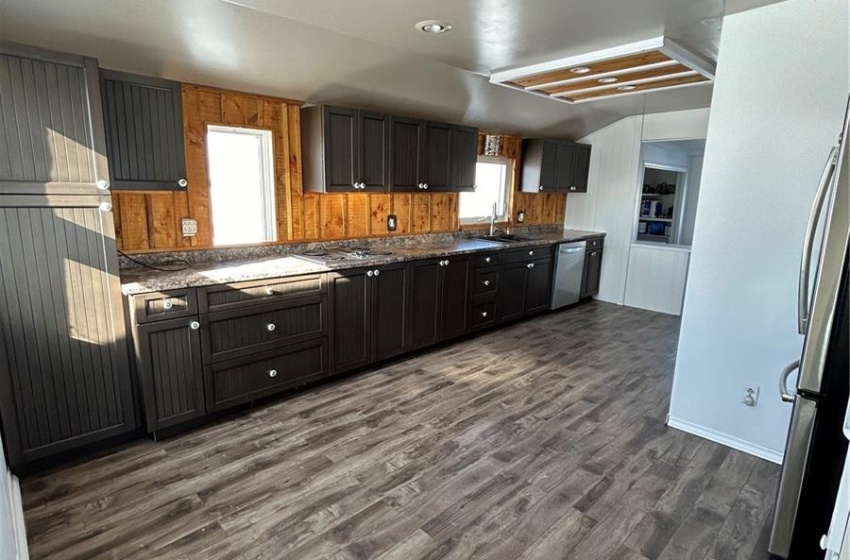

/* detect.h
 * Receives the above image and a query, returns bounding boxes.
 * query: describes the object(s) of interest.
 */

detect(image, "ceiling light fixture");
[598,77,619,84]
[416,20,452,34]
[617,85,637,91]
[569,66,591,74]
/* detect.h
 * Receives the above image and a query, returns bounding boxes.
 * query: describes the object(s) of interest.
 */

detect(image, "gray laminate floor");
[20,302,780,560]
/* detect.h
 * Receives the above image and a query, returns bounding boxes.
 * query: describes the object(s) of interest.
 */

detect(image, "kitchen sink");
[472,234,541,243]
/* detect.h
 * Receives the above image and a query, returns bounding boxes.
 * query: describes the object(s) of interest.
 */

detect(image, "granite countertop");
[120,229,604,295]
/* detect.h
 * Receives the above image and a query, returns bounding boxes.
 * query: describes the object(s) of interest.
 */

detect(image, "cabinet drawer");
[204,297,327,362]
[471,299,497,330]
[586,237,604,250]
[472,270,499,297]
[473,252,501,268]
[504,246,553,263]
[132,289,198,324]
[200,274,325,314]
[207,340,327,411]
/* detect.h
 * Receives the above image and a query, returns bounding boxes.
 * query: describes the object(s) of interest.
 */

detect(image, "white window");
[458,157,511,224]
[207,125,276,246]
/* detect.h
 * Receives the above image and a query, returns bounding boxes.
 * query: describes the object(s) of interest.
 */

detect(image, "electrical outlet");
[181,218,198,237]
[387,214,397,232]
[743,385,760,407]
[516,210,526,223]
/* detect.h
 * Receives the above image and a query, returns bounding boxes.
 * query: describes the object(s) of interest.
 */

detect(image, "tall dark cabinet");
[0,42,136,473]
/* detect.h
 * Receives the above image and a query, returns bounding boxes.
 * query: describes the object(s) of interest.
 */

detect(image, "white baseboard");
[11,475,29,560]
[667,416,784,464]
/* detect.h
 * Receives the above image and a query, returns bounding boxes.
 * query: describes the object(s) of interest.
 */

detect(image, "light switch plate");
[181,218,198,237]
[516,210,526,223]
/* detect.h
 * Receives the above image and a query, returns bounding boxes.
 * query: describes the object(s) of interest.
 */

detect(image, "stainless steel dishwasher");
[550,241,587,309]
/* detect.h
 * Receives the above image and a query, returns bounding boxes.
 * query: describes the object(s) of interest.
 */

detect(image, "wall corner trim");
[667,416,784,464]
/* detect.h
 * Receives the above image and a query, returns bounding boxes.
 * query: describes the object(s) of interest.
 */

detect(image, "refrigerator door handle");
[780,360,801,403]
[799,146,839,334]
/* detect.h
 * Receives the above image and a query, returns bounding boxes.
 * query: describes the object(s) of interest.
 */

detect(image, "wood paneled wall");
[113,85,566,253]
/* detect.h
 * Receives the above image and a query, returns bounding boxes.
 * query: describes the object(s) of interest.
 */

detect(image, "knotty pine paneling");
[113,85,566,252]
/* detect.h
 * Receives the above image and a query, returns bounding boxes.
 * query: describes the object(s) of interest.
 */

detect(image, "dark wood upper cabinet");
[303,105,389,193]
[421,121,453,192]
[0,43,109,198]
[451,125,479,193]
[521,138,592,194]
[100,70,187,191]
[389,116,426,192]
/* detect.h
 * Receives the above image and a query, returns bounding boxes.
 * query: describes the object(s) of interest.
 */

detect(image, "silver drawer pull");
[485,257,491,263]
[481,311,488,318]
[266,323,277,332]
[265,287,275,296]
[527,263,535,269]
[590,251,598,256]
[570,186,577,191]
[374,269,381,276]
[162,299,174,310]
[367,270,374,277]
[483,280,490,286]
[269,369,278,378]
[528,250,534,256]
[189,321,200,330]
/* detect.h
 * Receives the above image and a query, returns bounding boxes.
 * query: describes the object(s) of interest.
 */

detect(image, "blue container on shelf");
[647,222,666,236]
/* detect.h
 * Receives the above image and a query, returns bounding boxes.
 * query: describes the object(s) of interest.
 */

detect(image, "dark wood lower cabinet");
[408,257,471,348]
[581,248,603,298]
[526,259,554,314]
[372,263,409,362]
[440,257,470,340]
[498,256,554,322]
[499,263,528,323]
[134,317,205,432]
[330,269,371,373]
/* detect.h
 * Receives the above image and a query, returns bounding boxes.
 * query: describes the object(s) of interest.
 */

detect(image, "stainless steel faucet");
[489,202,497,236]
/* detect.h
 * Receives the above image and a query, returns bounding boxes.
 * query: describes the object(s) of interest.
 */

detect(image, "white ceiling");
[0,0,783,138]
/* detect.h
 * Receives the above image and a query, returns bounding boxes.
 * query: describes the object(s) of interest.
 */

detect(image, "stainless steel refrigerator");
[769,94,850,559]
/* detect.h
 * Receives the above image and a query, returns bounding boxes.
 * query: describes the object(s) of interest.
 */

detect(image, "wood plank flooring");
[20,302,781,560]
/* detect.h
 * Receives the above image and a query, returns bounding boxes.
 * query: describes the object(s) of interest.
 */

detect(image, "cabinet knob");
[527,263,535,269]
[539,185,544,191]
[177,178,188,188]
[483,280,490,286]
[266,323,277,332]
[189,321,200,330]
[485,257,491,263]
[265,287,275,296]
[570,186,577,191]
[373,269,381,276]
[591,251,598,256]
[481,311,488,318]
[269,369,278,378]
[96,179,110,191]
[367,270,374,277]
[444,258,450,265]
[528,250,534,256]
[162,299,174,310]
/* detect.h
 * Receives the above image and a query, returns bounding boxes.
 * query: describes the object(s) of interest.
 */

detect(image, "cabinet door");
[440,257,470,340]
[525,259,554,314]
[101,70,186,191]
[0,45,108,198]
[359,111,389,192]
[135,317,204,432]
[498,262,528,323]
[0,206,136,470]
[330,269,371,373]
[538,141,560,192]
[323,106,359,192]
[389,116,425,192]
[422,122,453,192]
[555,142,576,192]
[408,260,441,350]
[571,144,592,193]
[451,125,479,192]
[581,249,603,298]
[371,263,409,362]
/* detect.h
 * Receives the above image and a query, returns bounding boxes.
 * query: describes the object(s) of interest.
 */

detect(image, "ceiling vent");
[489,37,715,104]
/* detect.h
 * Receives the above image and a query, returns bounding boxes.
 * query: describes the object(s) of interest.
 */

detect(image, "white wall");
[679,155,704,246]
[669,0,849,463]
[0,435,28,560]
[624,245,692,315]
[565,108,709,305]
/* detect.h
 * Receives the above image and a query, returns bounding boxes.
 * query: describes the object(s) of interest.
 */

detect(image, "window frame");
[458,155,512,225]
[206,124,277,246]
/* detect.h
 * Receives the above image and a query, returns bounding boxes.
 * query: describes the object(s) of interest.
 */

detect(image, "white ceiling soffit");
[489,37,716,105]
[0,0,783,139]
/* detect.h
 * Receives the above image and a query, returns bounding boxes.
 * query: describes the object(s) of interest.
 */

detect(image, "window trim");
[458,156,512,225]
[206,124,277,246]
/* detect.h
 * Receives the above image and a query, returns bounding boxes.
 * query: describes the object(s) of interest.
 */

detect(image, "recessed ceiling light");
[416,20,452,34]
[598,77,618,84]
[570,66,591,74]
[617,85,637,91]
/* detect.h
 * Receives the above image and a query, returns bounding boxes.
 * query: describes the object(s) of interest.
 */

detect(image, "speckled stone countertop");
[120,228,604,295]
